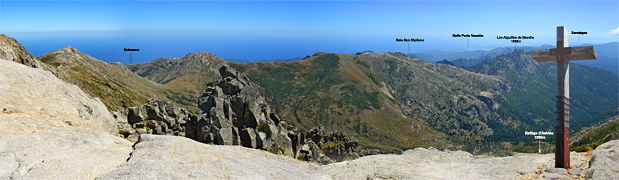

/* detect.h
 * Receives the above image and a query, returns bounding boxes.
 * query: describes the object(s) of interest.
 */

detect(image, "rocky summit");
[0,34,45,69]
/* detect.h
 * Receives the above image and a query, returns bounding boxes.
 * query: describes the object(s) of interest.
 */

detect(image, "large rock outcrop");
[586,140,619,179]
[96,134,331,180]
[0,127,133,179]
[0,59,118,135]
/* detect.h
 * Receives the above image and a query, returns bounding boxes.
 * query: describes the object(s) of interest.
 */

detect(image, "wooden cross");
[532,26,597,168]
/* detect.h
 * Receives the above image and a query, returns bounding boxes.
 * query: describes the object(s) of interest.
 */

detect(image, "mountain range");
[128,48,618,153]
[2,34,617,154]
[411,42,619,74]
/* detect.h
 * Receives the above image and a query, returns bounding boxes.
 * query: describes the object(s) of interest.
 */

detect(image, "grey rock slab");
[324,147,555,180]
[0,127,133,180]
[276,133,294,157]
[0,59,118,136]
[96,134,331,180]
[587,140,619,180]
[217,127,234,145]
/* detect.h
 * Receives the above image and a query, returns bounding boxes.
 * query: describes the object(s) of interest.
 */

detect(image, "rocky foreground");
[0,126,617,179]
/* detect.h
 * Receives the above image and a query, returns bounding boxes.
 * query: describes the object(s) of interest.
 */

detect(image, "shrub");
[571,143,602,152]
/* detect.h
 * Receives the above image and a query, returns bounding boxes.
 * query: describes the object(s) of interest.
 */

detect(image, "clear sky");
[1,0,618,63]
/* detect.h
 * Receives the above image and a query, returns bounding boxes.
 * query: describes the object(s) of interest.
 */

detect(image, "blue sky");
[1,0,618,63]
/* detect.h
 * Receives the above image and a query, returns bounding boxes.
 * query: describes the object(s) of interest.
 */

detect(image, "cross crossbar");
[532,46,597,62]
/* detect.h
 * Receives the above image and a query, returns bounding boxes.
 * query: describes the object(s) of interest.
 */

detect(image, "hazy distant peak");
[58,46,81,55]
[185,52,214,56]
[47,46,94,62]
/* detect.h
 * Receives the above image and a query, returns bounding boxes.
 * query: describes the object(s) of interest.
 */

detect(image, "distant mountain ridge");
[438,43,618,74]
[127,52,229,112]
[37,46,172,111]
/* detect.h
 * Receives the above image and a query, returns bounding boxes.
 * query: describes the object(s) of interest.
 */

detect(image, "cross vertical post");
[532,26,597,169]
[554,26,570,169]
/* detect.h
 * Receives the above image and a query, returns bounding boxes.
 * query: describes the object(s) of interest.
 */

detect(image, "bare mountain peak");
[56,45,82,55]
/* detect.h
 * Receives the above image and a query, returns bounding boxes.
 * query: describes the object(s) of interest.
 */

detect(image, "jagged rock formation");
[0,127,133,179]
[184,65,306,159]
[112,65,359,164]
[0,34,45,69]
[114,99,193,142]
[0,59,118,135]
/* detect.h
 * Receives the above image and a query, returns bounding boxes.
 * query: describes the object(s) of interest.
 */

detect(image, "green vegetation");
[339,85,380,110]
[257,121,273,139]
[322,140,344,150]
[571,143,602,152]
[575,118,619,146]
[297,155,307,161]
